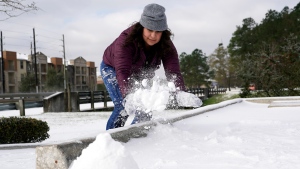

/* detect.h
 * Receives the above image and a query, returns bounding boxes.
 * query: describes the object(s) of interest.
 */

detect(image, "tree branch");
[0,0,38,20]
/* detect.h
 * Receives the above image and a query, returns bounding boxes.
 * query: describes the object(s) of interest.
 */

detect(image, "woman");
[100,3,185,130]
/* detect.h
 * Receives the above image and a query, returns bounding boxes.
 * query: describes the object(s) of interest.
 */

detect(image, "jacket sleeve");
[162,41,186,91]
[113,33,135,97]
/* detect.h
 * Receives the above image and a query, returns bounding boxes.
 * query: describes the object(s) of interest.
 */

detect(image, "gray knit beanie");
[140,3,168,31]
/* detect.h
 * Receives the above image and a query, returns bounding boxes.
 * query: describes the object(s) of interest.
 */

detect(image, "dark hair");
[123,22,174,58]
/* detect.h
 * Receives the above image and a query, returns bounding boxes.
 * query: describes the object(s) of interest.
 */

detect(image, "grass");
[201,93,240,107]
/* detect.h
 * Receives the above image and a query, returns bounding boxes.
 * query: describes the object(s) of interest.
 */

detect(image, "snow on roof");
[47,57,51,63]
[17,53,29,60]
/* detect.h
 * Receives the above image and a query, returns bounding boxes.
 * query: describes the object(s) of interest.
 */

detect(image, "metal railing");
[0,92,55,112]
[0,92,54,103]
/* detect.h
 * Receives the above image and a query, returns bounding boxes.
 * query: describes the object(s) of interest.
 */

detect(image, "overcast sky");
[1,0,299,73]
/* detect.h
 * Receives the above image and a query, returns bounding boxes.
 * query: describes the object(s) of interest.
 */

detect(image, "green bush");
[239,88,252,98]
[202,94,240,106]
[0,117,50,144]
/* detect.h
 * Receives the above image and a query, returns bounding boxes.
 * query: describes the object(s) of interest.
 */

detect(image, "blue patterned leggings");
[100,61,125,130]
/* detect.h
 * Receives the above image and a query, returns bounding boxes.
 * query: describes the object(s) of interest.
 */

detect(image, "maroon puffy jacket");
[103,25,185,97]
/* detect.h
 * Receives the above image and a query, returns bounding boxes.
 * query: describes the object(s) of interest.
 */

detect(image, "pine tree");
[19,73,36,92]
[179,49,214,88]
[45,68,64,92]
[208,44,230,88]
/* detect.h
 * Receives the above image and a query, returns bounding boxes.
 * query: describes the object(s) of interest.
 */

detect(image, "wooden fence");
[187,88,227,99]
[77,91,112,111]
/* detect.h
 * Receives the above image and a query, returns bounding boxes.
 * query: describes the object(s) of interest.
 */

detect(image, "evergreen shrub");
[0,117,49,144]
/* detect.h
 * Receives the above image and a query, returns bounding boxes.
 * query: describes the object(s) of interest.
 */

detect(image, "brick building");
[0,51,97,93]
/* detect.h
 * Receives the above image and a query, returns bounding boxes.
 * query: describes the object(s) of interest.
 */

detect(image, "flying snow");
[124,78,202,114]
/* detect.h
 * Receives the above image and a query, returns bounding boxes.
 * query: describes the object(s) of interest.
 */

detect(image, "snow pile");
[124,78,202,114]
[70,78,203,169]
[70,133,139,169]
[176,91,203,108]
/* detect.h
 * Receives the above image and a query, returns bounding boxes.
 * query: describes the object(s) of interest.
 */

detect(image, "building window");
[20,61,24,69]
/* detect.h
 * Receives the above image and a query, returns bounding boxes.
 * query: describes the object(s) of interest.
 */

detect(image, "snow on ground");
[71,133,139,169]
[0,103,113,146]
[126,100,300,169]
[1,88,300,169]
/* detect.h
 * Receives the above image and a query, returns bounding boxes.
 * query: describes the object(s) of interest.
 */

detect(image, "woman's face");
[142,28,162,47]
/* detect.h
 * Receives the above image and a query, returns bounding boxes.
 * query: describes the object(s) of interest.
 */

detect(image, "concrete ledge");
[36,138,95,169]
[245,96,300,104]
[268,100,300,108]
[43,92,79,112]
[36,123,156,169]
[36,99,242,169]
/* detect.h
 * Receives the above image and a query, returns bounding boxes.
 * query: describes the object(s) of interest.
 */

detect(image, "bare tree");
[0,0,38,20]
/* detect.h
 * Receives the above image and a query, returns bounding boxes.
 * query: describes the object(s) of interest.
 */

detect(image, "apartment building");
[0,51,17,93]
[28,52,49,91]
[16,55,30,92]
[0,51,97,93]
[69,57,97,91]
[86,61,96,90]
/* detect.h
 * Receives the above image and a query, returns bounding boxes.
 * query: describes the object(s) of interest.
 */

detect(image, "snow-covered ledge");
[36,98,243,169]
[245,96,300,104]
[268,100,300,107]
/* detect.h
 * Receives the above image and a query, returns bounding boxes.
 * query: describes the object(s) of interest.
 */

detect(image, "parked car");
[249,84,255,91]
